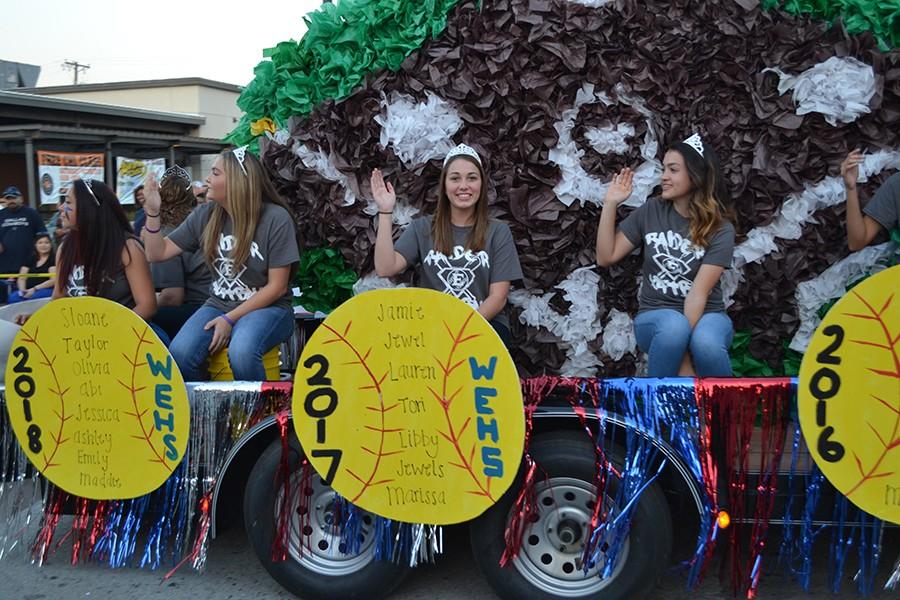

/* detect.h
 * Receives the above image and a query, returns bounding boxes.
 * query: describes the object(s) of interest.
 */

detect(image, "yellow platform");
[209,345,281,381]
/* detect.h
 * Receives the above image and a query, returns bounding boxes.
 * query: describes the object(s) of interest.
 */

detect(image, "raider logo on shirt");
[66,265,88,297]
[644,230,705,297]
[424,245,489,308]
[213,234,264,301]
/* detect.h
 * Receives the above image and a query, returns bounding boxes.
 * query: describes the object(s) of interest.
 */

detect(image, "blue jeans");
[633,309,733,377]
[169,304,295,381]
[7,288,53,303]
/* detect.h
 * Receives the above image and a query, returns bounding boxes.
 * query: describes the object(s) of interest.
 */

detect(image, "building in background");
[0,61,40,90]
[0,78,237,211]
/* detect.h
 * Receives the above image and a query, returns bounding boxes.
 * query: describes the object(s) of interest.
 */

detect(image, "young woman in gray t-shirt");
[371,144,523,345]
[596,134,736,377]
[143,148,300,381]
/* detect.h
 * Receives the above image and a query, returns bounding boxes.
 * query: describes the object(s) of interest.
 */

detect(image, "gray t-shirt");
[151,225,212,305]
[863,172,900,232]
[167,202,300,312]
[394,217,523,328]
[619,197,735,314]
[64,238,140,309]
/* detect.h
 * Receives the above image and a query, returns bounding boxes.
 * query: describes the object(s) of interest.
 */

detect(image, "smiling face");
[35,235,52,257]
[660,150,693,203]
[60,187,77,228]
[443,157,482,214]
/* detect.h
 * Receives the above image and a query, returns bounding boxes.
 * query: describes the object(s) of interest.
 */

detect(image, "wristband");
[221,314,236,327]
[143,224,161,234]
[144,211,160,218]
[378,211,393,215]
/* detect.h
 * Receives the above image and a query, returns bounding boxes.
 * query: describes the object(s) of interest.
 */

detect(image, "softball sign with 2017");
[4,298,189,500]
[798,265,900,524]
[292,288,525,524]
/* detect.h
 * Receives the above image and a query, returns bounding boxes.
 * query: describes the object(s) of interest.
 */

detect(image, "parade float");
[2,1,900,599]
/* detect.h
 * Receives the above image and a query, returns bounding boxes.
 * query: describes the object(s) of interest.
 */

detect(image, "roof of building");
[16,77,243,95]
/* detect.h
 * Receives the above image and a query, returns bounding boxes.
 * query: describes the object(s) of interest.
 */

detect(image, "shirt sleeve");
[488,222,523,283]
[393,218,423,266]
[617,201,647,247]
[167,203,210,253]
[265,205,300,268]
[151,257,185,290]
[701,221,735,268]
[862,173,900,231]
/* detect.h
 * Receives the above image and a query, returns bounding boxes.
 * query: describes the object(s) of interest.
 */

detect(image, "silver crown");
[232,145,249,176]
[443,143,482,168]
[161,165,192,189]
[683,133,704,157]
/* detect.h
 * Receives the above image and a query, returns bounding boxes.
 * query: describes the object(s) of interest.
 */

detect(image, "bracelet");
[143,224,161,234]
[220,314,236,327]
[145,211,160,218]
[378,211,393,215]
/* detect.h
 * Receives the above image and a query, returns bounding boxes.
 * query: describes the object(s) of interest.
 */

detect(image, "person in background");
[132,184,147,236]
[147,166,212,341]
[841,149,900,250]
[8,233,55,302]
[143,148,300,381]
[0,186,47,303]
[45,196,69,248]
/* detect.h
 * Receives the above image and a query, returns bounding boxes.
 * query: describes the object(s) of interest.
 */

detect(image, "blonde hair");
[201,149,297,270]
[432,155,489,254]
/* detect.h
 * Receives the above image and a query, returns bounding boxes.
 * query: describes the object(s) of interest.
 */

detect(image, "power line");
[62,60,90,84]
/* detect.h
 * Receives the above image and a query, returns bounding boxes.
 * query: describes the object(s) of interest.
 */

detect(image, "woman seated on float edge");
[596,134,736,377]
[44,179,157,322]
[371,144,523,345]
[8,233,56,303]
[145,165,212,342]
[142,147,300,381]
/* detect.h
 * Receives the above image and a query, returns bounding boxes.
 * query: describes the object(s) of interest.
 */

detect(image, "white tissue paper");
[763,56,876,126]
[585,123,635,155]
[722,149,900,307]
[509,266,604,376]
[292,143,357,206]
[566,0,613,6]
[352,273,408,296]
[550,83,662,208]
[374,92,463,167]
[600,308,636,361]
[789,243,893,352]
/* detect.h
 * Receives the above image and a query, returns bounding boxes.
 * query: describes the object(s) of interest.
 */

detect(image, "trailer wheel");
[470,431,672,599]
[244,435,408,600]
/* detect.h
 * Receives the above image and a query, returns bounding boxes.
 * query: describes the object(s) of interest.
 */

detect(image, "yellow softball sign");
[4,297,189,500]
[292,288,525,524]
[798,265,900,523]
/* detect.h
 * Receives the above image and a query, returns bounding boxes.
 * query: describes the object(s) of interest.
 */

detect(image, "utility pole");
[62,60,90,84]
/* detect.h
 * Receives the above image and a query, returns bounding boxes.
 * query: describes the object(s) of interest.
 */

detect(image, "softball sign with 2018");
[4,297,189,500]
[292,288,525,524]
[798,265,900,524]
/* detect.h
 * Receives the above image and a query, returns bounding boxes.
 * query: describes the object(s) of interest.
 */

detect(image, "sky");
[4,0,325,87]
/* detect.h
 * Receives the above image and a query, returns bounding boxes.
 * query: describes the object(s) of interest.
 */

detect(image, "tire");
[470,431,673,599]
[244,434,408,600]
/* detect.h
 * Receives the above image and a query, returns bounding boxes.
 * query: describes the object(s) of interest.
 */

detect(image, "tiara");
[161,165,192,189]
[443,143,482,168]
[683,133,704,157]
[232,145,249,176]
[82,179,100,206]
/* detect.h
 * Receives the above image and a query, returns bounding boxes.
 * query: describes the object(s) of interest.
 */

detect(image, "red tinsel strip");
[87,500,109,561]
[69,497,91,564]
[271,408,295,562]
[31,486,67,565]
[500,375,558,566]
[580,379,611,563]
[694,378,720,584]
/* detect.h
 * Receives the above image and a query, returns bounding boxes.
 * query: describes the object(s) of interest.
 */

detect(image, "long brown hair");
[201,149,298,270]
[159,172,195,229]
[669,141,733,249]
[432,155,489,254]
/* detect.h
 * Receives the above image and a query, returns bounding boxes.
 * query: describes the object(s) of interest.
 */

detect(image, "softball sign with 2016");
[798,265,900,524]
[4,297,189,500]
[292,288,525,525]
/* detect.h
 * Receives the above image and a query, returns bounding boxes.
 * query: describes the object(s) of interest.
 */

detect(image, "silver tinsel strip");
[0,395,43,560]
